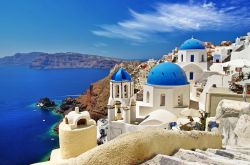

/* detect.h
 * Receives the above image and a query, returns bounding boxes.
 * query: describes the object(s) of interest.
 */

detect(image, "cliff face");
[0,52,42,65]
[30,53,127,69]
[75,62,141,120]
[0,52,130,70]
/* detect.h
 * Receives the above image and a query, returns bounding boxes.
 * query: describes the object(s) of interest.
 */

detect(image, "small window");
[190,55,194,62]
[160,94,165,106]
[146,91,150,103]
[65,117,69,124]
[201,55,204,62]
[124,85,128,98]
[181,54,183,62]
[190,72,194,80]
[115,85,119,98]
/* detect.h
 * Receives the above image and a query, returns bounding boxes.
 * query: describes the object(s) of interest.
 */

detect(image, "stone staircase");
[142,146,250,165]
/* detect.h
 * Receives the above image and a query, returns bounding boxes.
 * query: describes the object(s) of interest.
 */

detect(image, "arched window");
[181,54,183,62]
[124,85,128,98]
[201,55,204,62]
[115,85,120,98]
[77,119,86,126]
[146,91,150,103]
[160,94,165,106]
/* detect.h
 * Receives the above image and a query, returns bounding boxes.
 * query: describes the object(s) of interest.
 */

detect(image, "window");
[65,117,69,124]
[124,85,128,98]
[190,55,194,62]
[201,55,204,62]
[178,95,183,106]
[146,91,150,103]
[115,85,119,98]
[190,72,194,80]
[213,55,221,63]
[77,119,86,126]
[160,94,165,106]
[181,54,183,62]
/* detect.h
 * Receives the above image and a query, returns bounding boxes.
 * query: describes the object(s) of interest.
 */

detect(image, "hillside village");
[36,32,250,165]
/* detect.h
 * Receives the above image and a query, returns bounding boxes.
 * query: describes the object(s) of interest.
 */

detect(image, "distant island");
[0,52,132,69]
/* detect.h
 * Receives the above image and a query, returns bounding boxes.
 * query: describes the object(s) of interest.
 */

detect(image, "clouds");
[92,0,250,42]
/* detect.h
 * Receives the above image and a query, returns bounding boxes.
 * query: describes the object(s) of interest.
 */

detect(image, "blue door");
[190,72,194,80]
[190,55,194,62]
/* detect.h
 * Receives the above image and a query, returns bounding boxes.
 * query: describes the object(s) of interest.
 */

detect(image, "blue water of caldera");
[0,65,109,165]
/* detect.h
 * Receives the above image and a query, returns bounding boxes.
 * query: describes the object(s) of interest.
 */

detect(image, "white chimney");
[75,107,80,114]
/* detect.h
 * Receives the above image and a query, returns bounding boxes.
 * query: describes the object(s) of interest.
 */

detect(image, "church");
[177,37,207,82]
[107,62,192,140]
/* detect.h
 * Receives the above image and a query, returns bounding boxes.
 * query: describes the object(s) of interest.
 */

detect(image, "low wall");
[206,92,250,116]
[109,121,169,140]
[69,128,222,165]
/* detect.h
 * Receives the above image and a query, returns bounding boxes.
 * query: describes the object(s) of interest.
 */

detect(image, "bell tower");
[107,67,136,140]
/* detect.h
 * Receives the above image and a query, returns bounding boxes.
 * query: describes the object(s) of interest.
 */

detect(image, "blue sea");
[0,65,109,165]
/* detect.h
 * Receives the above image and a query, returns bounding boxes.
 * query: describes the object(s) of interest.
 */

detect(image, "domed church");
[177,37,207,82]
[136,62,190,119]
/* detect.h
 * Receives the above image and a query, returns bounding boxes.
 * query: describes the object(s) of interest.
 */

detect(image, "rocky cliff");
[76,61,141,120]
[54,61,141,121]
[0,52,42,65]
[0,52,130,69]
[30,53,128,69]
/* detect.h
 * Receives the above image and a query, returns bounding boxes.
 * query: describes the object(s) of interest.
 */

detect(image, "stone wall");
[63,129,221,165]
[215,99,250,146]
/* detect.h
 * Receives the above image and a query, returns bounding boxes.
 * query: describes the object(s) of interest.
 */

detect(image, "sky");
[0,0,249,59]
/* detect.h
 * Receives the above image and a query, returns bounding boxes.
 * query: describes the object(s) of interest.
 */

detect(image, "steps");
[142,146,250,165]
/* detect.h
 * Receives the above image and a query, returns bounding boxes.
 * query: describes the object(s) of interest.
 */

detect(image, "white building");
[136,62,190,119]
[107,63,192,140]
[210,32,250,74]
[231,33,250,60]
[177,38,207,82]
[212,46,232,63]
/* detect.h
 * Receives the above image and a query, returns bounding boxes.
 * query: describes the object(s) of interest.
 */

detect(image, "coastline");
[0,65,110,165]
[36,62,141,163]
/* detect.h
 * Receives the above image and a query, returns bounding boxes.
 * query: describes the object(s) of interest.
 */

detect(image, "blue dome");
[111,67,131,82]
[180,38,205,50]
[147,62,188,86]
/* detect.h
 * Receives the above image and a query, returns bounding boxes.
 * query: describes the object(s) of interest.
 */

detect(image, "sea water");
[0,65,109,165]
